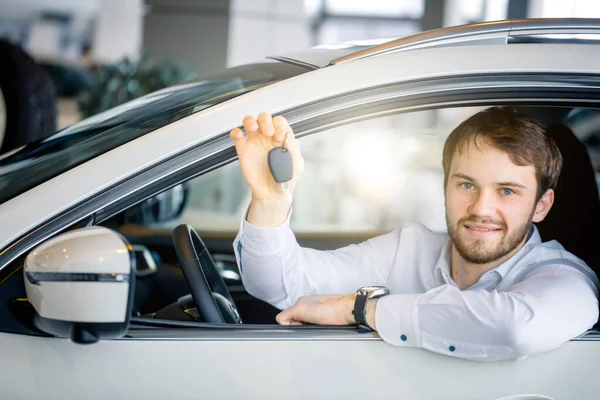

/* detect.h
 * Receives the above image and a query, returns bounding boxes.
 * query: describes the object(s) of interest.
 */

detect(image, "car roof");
[270,18,600,69]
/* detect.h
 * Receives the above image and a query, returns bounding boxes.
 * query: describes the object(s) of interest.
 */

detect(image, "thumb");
[276,309,294,325]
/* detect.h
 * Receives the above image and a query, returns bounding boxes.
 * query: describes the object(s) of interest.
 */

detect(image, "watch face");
[361,286,385,291]
[358,286,389,298]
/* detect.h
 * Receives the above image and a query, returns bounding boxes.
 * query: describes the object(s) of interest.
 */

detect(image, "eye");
[501,188,514,196]
[461,182,474,190]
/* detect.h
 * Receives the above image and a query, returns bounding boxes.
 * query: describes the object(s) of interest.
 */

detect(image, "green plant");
[77,54,195,118]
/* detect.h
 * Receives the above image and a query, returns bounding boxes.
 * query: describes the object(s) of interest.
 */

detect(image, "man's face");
[445,140,542,264]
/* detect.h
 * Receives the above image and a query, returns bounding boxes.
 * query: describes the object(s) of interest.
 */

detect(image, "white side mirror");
[24,226,135,344]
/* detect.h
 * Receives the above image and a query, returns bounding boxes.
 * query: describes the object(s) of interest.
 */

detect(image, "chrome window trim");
[124,332,600,341]
[0,72,599,294]
[331,18,600,65]
[122,332,600,341]
[25,270,130,285]
[573,331,600,341]
[267,56,320,71]
[128,317,371,340]
[127,329,382,341]
[124,319,600,341]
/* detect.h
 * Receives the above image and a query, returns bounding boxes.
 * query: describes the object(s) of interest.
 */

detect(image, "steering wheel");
[172,224,242,324]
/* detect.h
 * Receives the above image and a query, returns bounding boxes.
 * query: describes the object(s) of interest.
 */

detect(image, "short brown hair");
[442,107,563,200]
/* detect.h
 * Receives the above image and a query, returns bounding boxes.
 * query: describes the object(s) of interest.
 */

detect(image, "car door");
[3,101,600,400]
[1,44,600,399]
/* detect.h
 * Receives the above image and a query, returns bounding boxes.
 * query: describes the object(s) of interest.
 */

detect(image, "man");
[229,107,599,361]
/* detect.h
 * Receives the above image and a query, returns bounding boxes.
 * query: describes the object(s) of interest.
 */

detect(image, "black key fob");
[268,147,293,183]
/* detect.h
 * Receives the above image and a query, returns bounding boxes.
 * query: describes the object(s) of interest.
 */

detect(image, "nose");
[468,190,497,218]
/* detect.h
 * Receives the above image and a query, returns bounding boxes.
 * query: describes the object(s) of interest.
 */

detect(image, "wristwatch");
[352,286,389,327]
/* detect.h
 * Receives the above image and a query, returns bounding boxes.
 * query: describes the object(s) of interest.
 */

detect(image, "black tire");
[0,39,56,153]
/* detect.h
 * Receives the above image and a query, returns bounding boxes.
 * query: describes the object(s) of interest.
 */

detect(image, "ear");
[532,189,555,223]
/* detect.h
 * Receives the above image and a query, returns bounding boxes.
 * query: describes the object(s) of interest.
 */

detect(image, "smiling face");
[445,139,554,265]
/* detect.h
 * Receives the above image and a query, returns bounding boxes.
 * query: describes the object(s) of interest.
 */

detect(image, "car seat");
[536,123,600,279]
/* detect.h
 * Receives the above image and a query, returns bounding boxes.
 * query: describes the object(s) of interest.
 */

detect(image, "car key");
[267,132,293,204]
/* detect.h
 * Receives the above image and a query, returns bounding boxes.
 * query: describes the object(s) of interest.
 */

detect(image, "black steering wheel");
[172,224,242,324]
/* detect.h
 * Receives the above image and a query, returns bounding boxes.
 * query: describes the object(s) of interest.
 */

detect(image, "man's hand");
[276,294,357,326]
[229,113,305,227]
[277,294,380,328]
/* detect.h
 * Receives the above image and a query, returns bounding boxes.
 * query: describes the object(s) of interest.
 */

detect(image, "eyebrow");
[450,173,528,189]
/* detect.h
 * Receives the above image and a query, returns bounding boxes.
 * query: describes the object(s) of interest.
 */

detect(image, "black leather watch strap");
[352,292,368,326]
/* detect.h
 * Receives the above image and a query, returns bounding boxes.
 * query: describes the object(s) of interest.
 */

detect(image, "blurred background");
[1,1,599,234]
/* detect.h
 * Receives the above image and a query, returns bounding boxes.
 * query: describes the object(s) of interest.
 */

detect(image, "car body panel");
[1,332,599,399]
[1,44,600,256]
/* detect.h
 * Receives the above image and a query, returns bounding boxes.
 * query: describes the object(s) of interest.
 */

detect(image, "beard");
[446,207,535,265]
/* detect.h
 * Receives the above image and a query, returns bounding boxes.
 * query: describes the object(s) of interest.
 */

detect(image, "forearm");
[373,275,598,361]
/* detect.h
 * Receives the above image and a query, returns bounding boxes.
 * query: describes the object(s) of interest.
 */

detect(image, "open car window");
[124,104,600,328]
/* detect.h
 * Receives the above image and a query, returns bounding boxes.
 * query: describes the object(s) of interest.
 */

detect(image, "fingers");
[276,309,293,325]
[242,113,291,142]
[257,112,275,137]
[276,296,308,326]
[276,306,307,326]
[229,127,247,155]
[272,115,291,143]
[242,115,259,140]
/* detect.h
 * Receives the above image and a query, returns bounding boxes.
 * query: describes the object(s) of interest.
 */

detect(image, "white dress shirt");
[233,209,599,361]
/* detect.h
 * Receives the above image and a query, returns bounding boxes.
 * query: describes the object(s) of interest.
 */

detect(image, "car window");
[0,61,310,205]
[157,106,487,234]
[156,105,600,235]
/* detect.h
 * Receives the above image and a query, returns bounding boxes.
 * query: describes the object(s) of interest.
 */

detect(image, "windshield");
[0,61,309,205]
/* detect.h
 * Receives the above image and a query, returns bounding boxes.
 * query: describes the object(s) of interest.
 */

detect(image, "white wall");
[143,0,230,76]
[227,0,311,67]
[93,0,144,64]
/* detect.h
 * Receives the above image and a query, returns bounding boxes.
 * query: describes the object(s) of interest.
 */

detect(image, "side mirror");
[24,227,135,344]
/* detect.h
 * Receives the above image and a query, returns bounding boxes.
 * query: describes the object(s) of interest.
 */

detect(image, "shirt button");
[400,335,407,341]
[449,346,456,352]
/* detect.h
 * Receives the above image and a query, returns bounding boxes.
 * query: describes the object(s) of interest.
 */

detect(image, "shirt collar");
[434,239,453,283]
[493,225,541,278]
[435,225,542,280]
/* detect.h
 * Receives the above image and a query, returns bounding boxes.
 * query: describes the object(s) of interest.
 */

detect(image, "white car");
[0,18,599,400]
